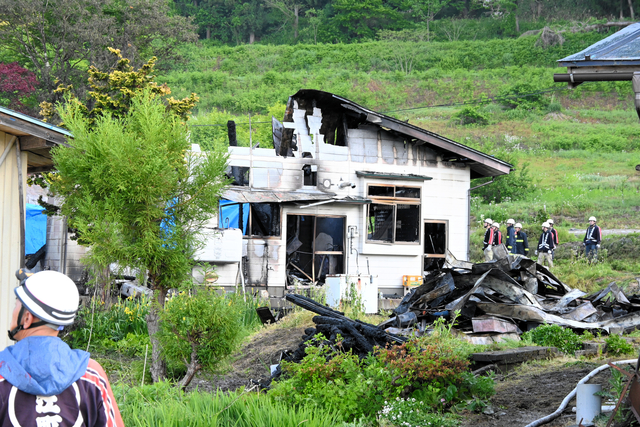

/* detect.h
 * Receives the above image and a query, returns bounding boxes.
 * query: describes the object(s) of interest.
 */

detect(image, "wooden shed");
[0,106,71,351]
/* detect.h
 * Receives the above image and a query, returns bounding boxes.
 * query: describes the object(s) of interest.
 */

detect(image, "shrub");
[158,287,245,387]
[452,106,489,126]
[522,324,583,355]
[498,83,549,110]
[605,334,635,356]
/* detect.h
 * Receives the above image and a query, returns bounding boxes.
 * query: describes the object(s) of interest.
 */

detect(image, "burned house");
[195,90,512,306]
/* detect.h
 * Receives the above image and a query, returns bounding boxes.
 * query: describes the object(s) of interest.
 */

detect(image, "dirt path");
[460,360,615,427]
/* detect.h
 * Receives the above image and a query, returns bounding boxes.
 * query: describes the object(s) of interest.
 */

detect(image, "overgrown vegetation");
[269,318,494,423]
[522,324,585,355]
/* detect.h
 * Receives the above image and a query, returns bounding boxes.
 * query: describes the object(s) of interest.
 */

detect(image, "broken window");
[228,166,250,186]
[302,164,317,186]
[219,200,280,237]
[424,220,447,271]
[286,215,345,284]
[367,185,420,244]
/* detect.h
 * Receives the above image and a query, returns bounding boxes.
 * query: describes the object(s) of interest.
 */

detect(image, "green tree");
[158,288,244,389]
[332,0,402,40]
[50,92,229,382]
[0,0,196,108]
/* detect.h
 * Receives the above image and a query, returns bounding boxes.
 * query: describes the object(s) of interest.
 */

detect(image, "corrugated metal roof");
[355,171,433,181]
[223,187,335,203]
[0,106,72,138]
[558,23,640,66]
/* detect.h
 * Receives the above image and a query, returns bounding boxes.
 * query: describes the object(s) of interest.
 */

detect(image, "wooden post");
[15,138,25,268]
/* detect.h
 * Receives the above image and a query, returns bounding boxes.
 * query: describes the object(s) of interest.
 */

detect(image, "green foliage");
[378,397,460,427]
[51,92,229,292]
[521,324,584,355]
[67,296,150,356]
[270,319,492,422]
[115,382,341,426]
[158,287,245,380]
[605,335,635,356]
[452,106,489,126]
[498,82,549,110]
[471,155,536,204]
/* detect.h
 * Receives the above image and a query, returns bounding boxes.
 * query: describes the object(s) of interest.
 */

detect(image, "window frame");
[366,184,422,245]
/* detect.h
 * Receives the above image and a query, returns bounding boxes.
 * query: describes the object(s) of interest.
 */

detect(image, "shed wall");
[0,133,27,351]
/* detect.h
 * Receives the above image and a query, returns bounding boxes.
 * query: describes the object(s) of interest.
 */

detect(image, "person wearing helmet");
[505,219,516,254]
[536,222,555,268]
[583,216,601,261]
[547,219,559,259]
[482,218,494,261]
[513,223,529,256]
[491,222,502,249]
[0,270,124,427]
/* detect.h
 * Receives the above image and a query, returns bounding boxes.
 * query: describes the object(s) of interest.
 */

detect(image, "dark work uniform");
[513,230,529,256]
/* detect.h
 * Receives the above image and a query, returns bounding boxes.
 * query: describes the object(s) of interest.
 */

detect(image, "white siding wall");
[0,133,27,351]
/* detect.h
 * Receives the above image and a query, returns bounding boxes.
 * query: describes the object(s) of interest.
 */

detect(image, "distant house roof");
[280,90,513,179]
[558,23,640,67]
[0,106,71,173]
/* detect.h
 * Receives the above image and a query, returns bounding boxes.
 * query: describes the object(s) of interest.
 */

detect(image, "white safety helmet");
[514,223,522,228]
[589,216,597,222]
[11,270,79,339]
[542,222,550,228]
[547,219,554,225]
[507,219,515,225]
[492,222,500,228]
[484,218,493,225]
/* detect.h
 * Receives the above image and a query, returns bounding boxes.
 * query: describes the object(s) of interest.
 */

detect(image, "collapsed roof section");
[276,90,512,179]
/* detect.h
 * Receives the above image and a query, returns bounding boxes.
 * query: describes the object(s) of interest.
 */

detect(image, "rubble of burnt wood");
[380,245,640,344]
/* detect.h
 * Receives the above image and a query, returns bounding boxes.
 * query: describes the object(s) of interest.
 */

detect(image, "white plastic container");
[576,383,602,426]
[325,274,378,314]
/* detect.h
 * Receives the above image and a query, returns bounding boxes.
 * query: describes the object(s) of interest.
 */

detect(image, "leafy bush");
[452,106,489,126]
[522,324,583,354]
[158,287,245,386]
[270,318,492,422]
[498,83,550,110]
[605,334,635,356]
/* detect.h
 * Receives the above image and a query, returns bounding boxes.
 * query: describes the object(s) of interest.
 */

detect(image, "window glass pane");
[424,222,446,254]
[251,203,281,236]
[395,204,420,242]
[367,204,394,242]
[395,187,421,199]
[315,217,344,252]
[368,186,394,197]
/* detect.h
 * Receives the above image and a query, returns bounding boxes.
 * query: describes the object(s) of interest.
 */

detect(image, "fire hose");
[525,358,638,427]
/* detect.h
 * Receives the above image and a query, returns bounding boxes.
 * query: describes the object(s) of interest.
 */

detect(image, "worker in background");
[583,216,602,261]
[535,222,555,269]
[491,222,502,248]
[505,219,516,254]
[0,270,124,426]
[513,223,529,257]
[548,218,559,258]
[482,218,494,261]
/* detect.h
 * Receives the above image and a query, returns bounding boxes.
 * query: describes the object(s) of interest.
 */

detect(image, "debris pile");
[380,245,640,344]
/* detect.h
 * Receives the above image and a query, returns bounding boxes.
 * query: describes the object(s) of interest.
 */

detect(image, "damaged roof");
[558,23,640,67]
[282,90,512,179]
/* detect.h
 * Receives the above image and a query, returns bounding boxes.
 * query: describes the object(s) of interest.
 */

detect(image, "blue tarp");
[25,203,46,255]
[219,199,249,234]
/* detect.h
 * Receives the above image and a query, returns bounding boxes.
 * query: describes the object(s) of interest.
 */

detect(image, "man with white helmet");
[583,216,601,261]
[0,270,123,426]
[513,223,529,256]
[536,222,555,268]
[491,222,502,249]
[482,218,494,261]
[505,219,516,254]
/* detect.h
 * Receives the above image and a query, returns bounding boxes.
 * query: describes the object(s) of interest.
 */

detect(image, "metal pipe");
[525,359,637,427]
[16,137,25,268]
[0,135,16,168]
[298,199,335,209]
[466,178,495,260]
[554,72,633,82]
